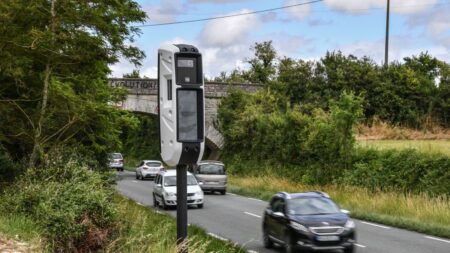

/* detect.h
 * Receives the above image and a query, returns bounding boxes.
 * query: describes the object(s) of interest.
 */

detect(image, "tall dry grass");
[229,175,450,238]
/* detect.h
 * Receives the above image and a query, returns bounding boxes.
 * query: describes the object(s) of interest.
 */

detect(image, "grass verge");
[228,175,450,239]
[0,213,45,252]
[357,139,450,156]
[105,194,247,253]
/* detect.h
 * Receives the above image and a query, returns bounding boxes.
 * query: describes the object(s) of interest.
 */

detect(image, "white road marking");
[361,221,391,229]
[247,250,259,253]
[247,197,264,202]
[425,236,450,244]
[132,180,138,183]
[137,202,143,206]
[244,212,262,218]
[355,243,367,248]
[207,232,228,241]
[227,193,237,196]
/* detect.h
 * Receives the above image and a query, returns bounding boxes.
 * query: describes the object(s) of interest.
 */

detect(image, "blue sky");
[110,0,450,78]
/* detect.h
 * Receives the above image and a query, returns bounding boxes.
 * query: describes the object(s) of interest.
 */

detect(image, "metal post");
[384,0,390,67]
[176,164,188,253]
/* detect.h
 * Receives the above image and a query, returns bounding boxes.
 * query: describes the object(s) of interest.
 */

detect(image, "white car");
[153,170,204,209]
[135,160,165,180]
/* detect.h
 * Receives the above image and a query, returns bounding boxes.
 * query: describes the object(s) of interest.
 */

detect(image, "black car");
[262,191,356,253]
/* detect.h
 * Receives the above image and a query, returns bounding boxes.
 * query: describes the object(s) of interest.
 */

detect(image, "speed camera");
[158,44,205,167]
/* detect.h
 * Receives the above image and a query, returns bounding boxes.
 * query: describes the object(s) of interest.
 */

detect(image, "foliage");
[0,153,118,252]
[0,0,146,166]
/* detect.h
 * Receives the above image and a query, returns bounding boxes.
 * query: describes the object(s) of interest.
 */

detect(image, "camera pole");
[176,163,188,253]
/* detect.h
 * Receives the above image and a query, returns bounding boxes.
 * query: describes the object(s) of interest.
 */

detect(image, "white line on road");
[244,212,262,218]
[207,233,228,241]
[355,243,367,248]
[247,197,264,202]
[132,180,138,183]
[247,250,259,253]
[227,193,237,196]
[425,236,450,244]
[137,202,143,206]
[361,221,391,229]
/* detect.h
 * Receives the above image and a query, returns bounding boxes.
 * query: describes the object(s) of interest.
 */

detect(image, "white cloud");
[145,0,185,23]
[285,0,312,20]
[324,0,438,15]
[109,60,136,78]
[198,9,261,47]
[189,0,250,3]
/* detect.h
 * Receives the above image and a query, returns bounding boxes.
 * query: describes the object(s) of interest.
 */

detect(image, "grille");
[187,193,195,197]
[309,226,344,235]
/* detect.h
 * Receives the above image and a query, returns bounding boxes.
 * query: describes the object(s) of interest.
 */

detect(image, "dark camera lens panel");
[177,90,198,141]
[176,56,199,84]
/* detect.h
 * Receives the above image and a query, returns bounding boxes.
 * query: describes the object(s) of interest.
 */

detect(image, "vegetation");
[227,174,450,239]
[107,195,246,253]
[357,139,450,156]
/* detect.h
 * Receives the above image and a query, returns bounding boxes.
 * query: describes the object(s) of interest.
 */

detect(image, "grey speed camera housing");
[158,44,205,167]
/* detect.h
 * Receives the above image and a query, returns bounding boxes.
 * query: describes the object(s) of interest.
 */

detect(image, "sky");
[110,0,450,79]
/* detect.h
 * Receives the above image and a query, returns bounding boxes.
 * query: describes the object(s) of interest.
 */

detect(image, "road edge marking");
[361,221,390,229]
[207,232,228,241]
[244,211,262,218]
[354,243,366,248]
[425,236,450,244]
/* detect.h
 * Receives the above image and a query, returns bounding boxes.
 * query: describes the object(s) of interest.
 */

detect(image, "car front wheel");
[262,227,273,249]
[198,203,204,209]
[153,194,158,207]
[344,245,355,253]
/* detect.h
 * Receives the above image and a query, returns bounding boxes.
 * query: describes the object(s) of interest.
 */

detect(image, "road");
[116,171,450,253]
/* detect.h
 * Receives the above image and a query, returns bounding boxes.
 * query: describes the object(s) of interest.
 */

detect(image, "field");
[357,139,450,156]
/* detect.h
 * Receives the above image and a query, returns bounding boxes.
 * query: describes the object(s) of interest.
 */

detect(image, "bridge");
[109,78,261,159]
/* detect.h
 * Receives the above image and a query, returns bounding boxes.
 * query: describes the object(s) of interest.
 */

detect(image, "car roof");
[198,160,224,165]
[275,191,330,199]
[158,169,193,176]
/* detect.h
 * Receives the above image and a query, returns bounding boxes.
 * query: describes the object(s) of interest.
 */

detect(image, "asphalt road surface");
[116,171,450,253]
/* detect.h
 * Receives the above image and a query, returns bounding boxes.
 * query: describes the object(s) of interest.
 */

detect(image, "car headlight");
[196,191,204,196]
[345,220,355,230]
[290,221,309,233]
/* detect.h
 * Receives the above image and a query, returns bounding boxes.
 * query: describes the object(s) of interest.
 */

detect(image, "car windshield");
[163,175,198,187]
[198,164,224,175]
[146,162,161,167]
[288,197,340,215]
[109,153,122,159]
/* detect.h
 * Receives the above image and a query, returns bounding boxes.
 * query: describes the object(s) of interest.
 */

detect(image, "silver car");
[108,153,124,171]
[153,170,204,209]
[135,160,165,180]
[193,160,227,195]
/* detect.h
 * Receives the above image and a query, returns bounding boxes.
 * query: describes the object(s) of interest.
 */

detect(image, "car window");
[110,153,122,159]
[139,161,144,166]
[288,197,340,215]
[197,164,225,175]
[270,198,285,213]
[163,175,198,186]
[146,162,162,167]
[156,175,161,184]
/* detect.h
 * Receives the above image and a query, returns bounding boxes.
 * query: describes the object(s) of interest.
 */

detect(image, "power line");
[136,0,324,27]
[136,0,449,28]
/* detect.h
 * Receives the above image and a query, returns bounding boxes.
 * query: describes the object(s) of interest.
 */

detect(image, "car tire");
[153,194,158,207]
[344,246,355,253]
[284,233,294,253]
[262,227,273,249]
[198,203,204,209]
[220,190,226,195]
[135,173,139,180]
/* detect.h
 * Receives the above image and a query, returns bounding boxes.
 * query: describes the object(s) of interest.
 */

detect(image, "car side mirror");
[156,184,162,188]
[273,212,285,218]
[341,209,350,215]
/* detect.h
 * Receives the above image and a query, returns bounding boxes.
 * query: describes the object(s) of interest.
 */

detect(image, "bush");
[1,158,118,252]
[343,148,450,195]
[0,147,22,185]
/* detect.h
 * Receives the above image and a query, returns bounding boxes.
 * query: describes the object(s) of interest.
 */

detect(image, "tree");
[0,0,146,166]
[243,41,277,84]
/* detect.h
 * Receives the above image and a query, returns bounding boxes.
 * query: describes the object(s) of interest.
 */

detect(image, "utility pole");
[384,0,390,67]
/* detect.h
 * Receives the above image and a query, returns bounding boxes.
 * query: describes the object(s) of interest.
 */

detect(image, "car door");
[137,161,144,174]
[265,197,282,239]
[154,175,162,201]
[272,198,288,240]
